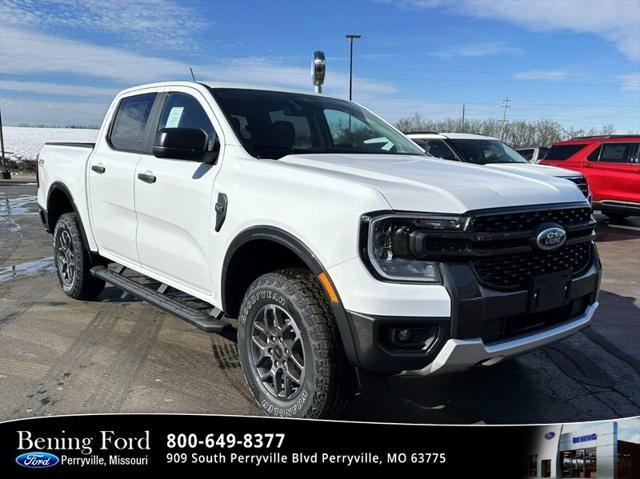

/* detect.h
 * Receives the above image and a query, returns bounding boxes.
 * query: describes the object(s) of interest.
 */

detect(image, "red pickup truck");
[541,135,640,220]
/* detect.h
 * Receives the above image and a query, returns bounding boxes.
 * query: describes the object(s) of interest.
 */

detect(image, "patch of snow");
[1,126,98,162]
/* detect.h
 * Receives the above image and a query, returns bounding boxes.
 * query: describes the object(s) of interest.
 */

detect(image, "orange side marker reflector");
[318,272,340,304]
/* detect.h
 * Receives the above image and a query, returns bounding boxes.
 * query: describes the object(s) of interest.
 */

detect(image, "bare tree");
[395,114,627,149]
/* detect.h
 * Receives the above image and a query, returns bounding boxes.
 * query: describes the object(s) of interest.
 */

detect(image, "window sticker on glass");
[165,107,184,128]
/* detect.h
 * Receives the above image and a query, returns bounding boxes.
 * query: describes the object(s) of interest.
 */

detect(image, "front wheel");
[237,269,354,418]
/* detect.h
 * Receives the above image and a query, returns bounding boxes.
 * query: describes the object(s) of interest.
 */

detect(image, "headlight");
[363,213,469,283]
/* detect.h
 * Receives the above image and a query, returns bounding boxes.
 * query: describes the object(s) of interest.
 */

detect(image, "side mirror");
[153,128,207,160]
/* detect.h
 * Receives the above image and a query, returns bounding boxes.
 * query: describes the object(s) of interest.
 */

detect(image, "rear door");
[134,87,223,297]
[590,142,640,204]
[88,91,158,265]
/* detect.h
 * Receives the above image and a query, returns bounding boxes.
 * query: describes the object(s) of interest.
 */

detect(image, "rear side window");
[109,93,157,152]
[538,147,549,159]
[598,143,638,163]
[157,92,216,149]
[544,144,587,161]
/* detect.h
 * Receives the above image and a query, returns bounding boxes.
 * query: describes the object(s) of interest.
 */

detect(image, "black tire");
[53,212,105,299]
[601,210,629,222]
[237,268,354,418]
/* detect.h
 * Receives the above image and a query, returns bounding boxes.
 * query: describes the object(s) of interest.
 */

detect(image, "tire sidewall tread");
[237,268,352,419]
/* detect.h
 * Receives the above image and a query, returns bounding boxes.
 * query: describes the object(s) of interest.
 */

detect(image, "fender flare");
[222,226,360,366]
[46,181,91,251]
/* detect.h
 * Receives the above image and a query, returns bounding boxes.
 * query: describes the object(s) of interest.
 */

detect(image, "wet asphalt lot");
[1,183,639,424]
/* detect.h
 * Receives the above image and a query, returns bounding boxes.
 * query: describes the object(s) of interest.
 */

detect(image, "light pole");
[0,108,9,180]
[345,34,361,101]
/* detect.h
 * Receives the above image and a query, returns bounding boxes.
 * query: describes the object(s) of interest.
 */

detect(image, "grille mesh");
[471,207,592,233]
[471,242,592,289]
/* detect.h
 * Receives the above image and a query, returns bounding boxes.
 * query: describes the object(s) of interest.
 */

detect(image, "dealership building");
[527,417,640,478]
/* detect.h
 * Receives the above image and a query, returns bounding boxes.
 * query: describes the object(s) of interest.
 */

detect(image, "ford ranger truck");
[37,82,601,418]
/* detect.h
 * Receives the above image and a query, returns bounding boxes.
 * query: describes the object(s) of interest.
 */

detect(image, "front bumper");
[401,301,597,376]
[342,252,601,374]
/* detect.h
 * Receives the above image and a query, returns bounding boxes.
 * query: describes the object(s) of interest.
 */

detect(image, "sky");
[0,0,639,132]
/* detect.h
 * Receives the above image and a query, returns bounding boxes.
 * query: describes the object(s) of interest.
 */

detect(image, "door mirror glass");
[153,128,207,160]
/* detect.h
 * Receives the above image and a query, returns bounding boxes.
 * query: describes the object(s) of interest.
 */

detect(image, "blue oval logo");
[545,432,556,440]
[534,225,567,251]
[15,452,60,469]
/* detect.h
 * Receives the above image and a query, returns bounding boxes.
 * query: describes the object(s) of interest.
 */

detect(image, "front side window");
[446,139,528,165]
[109,93,156,151]
[157,92,216,149]
[425,139,458,160]
[210,88,424,160]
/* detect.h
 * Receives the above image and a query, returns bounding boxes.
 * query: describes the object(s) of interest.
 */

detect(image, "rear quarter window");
[544,144,587,161]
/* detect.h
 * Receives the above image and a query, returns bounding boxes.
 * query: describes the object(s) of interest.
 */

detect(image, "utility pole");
[461,104,466,132]
[345,34,362,101]
[0,108,10,180]
[500,97,511,140]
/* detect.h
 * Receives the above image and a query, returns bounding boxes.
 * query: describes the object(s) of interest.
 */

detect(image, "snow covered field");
[2,126,98,162]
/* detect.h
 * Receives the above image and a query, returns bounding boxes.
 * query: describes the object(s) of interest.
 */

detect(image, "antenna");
[189,67,196,81]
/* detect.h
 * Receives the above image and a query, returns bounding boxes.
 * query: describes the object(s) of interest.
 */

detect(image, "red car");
[542,135,640,220]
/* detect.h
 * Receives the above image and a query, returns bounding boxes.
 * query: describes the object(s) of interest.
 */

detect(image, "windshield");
[210,88,425,159]
[447,139,529,165]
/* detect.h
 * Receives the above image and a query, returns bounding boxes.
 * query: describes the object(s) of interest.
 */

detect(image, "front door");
[88,92,158,265]
[134,88,222,296]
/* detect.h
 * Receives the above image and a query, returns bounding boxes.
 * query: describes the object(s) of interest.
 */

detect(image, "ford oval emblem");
[15,452,60,469]
[534,225,566,251]
[545,432,556,440]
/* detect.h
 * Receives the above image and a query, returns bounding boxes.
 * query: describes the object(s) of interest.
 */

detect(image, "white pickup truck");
[37,82,601,418]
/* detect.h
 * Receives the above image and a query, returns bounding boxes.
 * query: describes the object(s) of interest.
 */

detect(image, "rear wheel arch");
[221,226,360,365]
[46,182,92,254]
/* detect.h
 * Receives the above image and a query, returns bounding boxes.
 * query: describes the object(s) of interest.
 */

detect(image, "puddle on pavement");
[0,194,38,216]
[0,257,56,283]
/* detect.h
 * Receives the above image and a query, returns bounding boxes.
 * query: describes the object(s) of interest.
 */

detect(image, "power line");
[500,97,511,140]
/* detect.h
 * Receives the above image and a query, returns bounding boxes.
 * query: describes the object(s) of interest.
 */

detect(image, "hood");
[486,163,580,178]
[279,154,587,213]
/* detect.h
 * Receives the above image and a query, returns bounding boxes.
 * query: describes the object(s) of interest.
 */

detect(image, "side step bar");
[90,265,228,333]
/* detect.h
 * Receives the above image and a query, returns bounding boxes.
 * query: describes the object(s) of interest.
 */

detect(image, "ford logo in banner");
[545,432,556,440]
[15,452,60,469]
[532,224,567,251]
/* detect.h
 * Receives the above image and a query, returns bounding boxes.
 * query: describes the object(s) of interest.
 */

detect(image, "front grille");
[566,176,590,198]
[472,242,592,290]
[471,206,592,232]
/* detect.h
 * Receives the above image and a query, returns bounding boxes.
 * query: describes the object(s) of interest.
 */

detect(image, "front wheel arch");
[221,226,360,366]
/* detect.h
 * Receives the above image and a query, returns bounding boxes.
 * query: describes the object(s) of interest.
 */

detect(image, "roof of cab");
[116,81,322,97]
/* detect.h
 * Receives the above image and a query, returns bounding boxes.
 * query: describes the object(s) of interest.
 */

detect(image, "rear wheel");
[53,212,105,299]
[237,268,354,418]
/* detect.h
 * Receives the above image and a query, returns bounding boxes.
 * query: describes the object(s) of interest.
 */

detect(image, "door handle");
[581,164,593,168]
[137,172,157,184]
[91,165,106,174]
